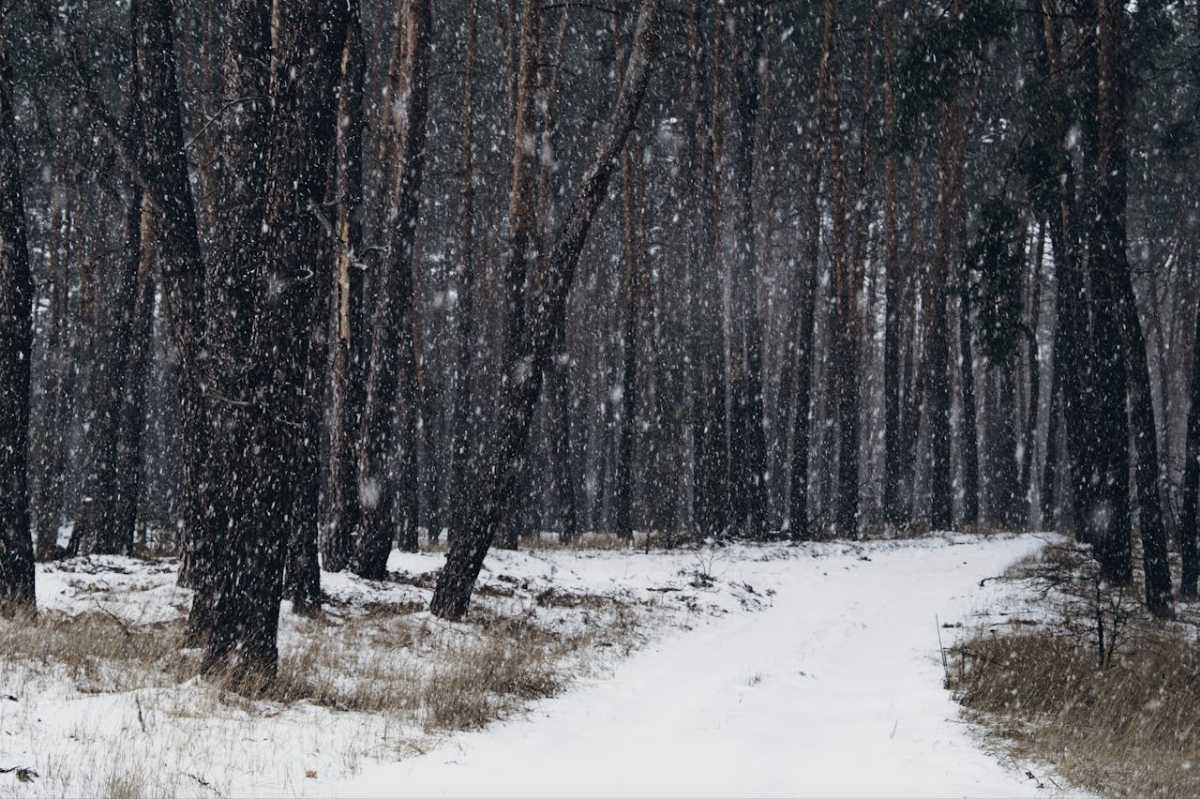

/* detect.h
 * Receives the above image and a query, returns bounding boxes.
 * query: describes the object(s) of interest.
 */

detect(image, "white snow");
[2,534,1071,798]
[339,534,1061,798]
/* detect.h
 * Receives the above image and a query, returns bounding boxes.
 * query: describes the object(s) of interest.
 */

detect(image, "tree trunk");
[138,0,211,609]
[1020,224,1044,526]
[115,202,158,551]
[449,0,479,548]
[881,6,904,529]
[430,0,661,620]
[1181,285,1200,598]
[959,282,980,528]
[926,97,964,531]
[78,17,147,556]
[0,29,35,614]
[1095,0,1172,616]
[729,0,768,540]
[692,1,729,539]
[324,0,367,572]
[201,0,349,678]
[354,0,432,577]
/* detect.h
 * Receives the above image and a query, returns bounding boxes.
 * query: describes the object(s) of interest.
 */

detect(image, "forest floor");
[0,532,1072,798]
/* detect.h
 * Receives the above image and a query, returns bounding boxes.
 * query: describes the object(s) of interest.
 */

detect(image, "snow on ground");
[2,533,1069,798]
[335,533,1065,799]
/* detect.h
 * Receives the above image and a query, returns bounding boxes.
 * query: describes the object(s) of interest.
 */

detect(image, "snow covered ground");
[1,533,1069,798]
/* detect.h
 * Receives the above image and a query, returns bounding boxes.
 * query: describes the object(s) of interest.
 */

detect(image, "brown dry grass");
[0,595,609,735]
[952,540,1200,798]
[0,611,193,693]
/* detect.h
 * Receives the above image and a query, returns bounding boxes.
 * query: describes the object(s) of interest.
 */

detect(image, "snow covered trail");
[340,535,1054,798]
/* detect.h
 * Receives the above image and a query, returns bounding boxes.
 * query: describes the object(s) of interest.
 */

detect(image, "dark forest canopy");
[1,0,1199,675]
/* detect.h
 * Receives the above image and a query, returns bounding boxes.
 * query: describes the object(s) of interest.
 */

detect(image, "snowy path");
[340,535,1054,798]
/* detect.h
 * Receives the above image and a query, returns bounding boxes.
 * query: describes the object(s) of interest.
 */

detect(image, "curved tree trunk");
[430,0,661,620]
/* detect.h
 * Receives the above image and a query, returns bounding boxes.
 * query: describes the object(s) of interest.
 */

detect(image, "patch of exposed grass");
[0,611,194,693]
[952,540,1200,798]
[953,630,1200,798]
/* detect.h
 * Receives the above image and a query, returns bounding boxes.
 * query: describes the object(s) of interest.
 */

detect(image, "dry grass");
[952,541,1200,798]
[953,631,1200,798]
[0,611,194,693]
[0,592,610,734]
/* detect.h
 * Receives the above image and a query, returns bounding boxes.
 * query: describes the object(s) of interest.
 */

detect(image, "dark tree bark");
[324,0,367,572]
[729,0,769,540]
[1181,288,1200,598]
[136,0,211,606]
[787,1,831,542]
[1094,0,1172,616]
[201,0,349,677]
[1020,224,1044,525]
[1034,0,1100,553]
[449,0,480,548]
[35,151,71,562]
[692,0,729,539]
[186,0,270,644]
[115,202,157,551]
[926,91,965,531]
[0,29,35,613]
[821,0,860,538]
[354,0,432,577]
[613,141,642,542]
[77,9,146,556]
[430,0,661,620]
[881,5,905,529]
[959,282,980,528]
[614,8,642,542]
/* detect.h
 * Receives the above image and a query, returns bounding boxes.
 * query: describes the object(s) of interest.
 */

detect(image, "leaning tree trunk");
[430,0,661,621]
[0,30,35,614]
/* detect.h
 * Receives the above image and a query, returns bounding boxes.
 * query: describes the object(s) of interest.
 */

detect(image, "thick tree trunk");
[185,0,270,645]
[692,2,729,539]
[430,0,661,620]
[201,0,348,678]
[926,104,964,531]
[35,154,71,561]
[614,141,641,542]
[0,31,35,613]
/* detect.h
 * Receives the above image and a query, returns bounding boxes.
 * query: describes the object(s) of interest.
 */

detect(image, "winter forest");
[1,0,1200,795]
